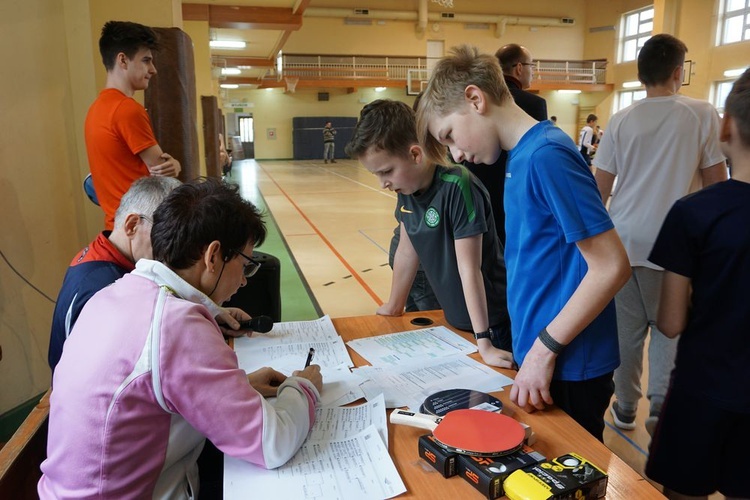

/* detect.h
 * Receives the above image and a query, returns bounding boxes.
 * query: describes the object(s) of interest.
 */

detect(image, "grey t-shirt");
[396,165,508,331]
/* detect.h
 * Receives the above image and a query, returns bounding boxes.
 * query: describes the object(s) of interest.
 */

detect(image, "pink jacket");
[39,260,319,499]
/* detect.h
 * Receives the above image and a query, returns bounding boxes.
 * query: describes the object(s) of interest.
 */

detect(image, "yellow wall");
[0,0,181,414]
[184,19,213,176]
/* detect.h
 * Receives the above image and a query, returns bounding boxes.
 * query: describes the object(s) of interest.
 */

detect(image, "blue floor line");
[604,420,649,457]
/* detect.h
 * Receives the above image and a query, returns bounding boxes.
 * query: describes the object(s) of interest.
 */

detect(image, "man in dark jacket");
[464,44,547,246]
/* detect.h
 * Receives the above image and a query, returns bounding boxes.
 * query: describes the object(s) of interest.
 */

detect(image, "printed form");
[224,395,405,500]
[346,326,477,365]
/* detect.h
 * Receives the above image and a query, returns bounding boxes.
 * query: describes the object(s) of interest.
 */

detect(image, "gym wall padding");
[292,117,357,160]
[145,27,199,181]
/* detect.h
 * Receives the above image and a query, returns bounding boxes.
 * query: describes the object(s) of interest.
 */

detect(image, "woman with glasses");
[39,177,322,499]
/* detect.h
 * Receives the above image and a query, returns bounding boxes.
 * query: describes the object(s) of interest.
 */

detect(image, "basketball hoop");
[285,76,299,93]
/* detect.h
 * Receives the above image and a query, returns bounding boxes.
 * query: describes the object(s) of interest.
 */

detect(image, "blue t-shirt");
[505,121,618,381]
[649,179,750,413]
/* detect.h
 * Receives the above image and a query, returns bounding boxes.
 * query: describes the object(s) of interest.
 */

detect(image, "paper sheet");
[354,354,514,408]
[234,335,353,372]
[346,326,477,366]
[224,397,404,500]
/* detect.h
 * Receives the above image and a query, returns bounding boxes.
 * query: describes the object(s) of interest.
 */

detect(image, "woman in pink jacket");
[39,178,322,499]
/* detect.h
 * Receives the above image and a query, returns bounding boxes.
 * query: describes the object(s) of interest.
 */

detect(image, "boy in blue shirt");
[416,45,631,440]
[645,69,750,499]
[346,99,513,368]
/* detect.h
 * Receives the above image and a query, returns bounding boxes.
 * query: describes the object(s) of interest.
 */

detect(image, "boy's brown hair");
[416,45,511,166]
[725,68,750,148]
[345,99,417,160]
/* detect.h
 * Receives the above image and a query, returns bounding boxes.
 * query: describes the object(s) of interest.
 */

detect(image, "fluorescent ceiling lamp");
[622,80,641,88]
[220,84,239,89]
[724,67,747,78]
[221,68,242,76]
[374,87,386,92]
[558,89,581,94]
[210,40,246,49]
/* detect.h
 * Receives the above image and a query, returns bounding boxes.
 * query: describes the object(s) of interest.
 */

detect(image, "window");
[614,90,647,113]
[619,6,654,63]
[239,116,254,142]
[717,0,750,45]
[711,80,736,115]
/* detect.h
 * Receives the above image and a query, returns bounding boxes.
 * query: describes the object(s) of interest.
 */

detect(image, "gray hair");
[113,176,182,230]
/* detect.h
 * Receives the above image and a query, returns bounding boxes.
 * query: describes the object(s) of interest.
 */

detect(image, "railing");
[279,54,607,92]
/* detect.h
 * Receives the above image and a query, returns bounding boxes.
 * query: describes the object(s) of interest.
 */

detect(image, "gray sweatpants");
[613,267,678,413]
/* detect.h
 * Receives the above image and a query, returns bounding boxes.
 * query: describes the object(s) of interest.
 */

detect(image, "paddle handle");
[389,409,440,431]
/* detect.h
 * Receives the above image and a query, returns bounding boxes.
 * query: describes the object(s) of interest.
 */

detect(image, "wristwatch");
[474,330,492,340]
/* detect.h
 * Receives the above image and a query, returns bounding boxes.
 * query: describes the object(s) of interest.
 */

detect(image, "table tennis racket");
[420,388,503,417]
[390,408,525,457]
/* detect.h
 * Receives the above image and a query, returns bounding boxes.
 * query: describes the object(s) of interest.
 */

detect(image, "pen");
[304,347,315,368]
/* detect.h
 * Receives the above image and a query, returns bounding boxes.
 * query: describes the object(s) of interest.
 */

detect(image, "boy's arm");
[139,144,182,177]
[594,169,615,205]
[454,235,513,369]
[656,271,691,338]
[510,228,630,410]
[378,223,419,316]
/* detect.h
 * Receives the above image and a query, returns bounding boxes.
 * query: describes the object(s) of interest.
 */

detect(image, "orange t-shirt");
[85,88,158,230]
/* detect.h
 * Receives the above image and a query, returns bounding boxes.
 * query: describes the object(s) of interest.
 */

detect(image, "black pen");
[304,347,315,368]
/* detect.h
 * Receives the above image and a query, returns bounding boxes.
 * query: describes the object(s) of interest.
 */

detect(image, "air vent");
[561,17,575,24]
[318,92,330,102]
[354,9,369,15]
[441,12,455,19]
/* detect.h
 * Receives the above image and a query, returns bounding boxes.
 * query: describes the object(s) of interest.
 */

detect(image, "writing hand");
[292,364,323,393]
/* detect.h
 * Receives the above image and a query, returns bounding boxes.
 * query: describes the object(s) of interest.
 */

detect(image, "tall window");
[619,6,654,63]
[614,90,647,113]
[711,80,736,115]
[239,116,254,142]
[717,0,750,45]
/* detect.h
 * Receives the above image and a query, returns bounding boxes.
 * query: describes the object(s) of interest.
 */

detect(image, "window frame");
[717,0,750,45]
[618,6,655,63]
[613,89,647,114]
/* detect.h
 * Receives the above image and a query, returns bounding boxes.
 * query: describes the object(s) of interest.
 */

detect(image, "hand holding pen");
[293,347,322,393]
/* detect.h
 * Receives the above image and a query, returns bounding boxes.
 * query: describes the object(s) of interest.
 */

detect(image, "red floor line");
[259,165,384,306]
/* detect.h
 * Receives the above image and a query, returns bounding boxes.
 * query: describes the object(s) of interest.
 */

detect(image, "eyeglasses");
[234,249,261,278]
[139,215,153,224]
[518,62,534,67]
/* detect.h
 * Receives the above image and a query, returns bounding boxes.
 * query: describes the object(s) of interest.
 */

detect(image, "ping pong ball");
[562,458,579,466]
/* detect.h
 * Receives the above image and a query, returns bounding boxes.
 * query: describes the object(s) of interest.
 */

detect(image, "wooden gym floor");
[230,157,686,497]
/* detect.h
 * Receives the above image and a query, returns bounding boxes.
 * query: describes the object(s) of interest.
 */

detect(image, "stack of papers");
[347,326,514,408]
[224,395,406,499]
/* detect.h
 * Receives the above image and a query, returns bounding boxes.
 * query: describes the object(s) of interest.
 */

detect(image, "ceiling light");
[220,84,239,89]
[724,67,747,78]
[210,40,247,49]
[374,87,386,92]
[558,89,581,94]
[221,68,241,76]
[622,80,641,88]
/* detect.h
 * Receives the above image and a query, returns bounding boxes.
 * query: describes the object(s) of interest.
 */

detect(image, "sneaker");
[331,159,337,163]
[645,406,661,436]
[610,402,637,430]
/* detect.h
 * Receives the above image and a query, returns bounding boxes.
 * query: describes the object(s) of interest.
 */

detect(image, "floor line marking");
[258,163,384,306]
[604,421,649,457]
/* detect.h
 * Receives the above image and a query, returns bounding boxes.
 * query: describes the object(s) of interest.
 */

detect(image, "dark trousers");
[550,371,614,441]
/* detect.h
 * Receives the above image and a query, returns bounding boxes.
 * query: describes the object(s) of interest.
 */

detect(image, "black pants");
[550,371,614,442]
[197,440,223,500]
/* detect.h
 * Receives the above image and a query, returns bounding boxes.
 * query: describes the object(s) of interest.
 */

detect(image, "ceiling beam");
[182,4,303,31]
[213,57,275,68]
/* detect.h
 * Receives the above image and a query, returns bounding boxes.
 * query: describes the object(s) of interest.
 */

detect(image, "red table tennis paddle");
[390,408,526,457]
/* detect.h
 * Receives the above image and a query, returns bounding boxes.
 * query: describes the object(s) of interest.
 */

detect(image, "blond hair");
[416,44,511,165]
